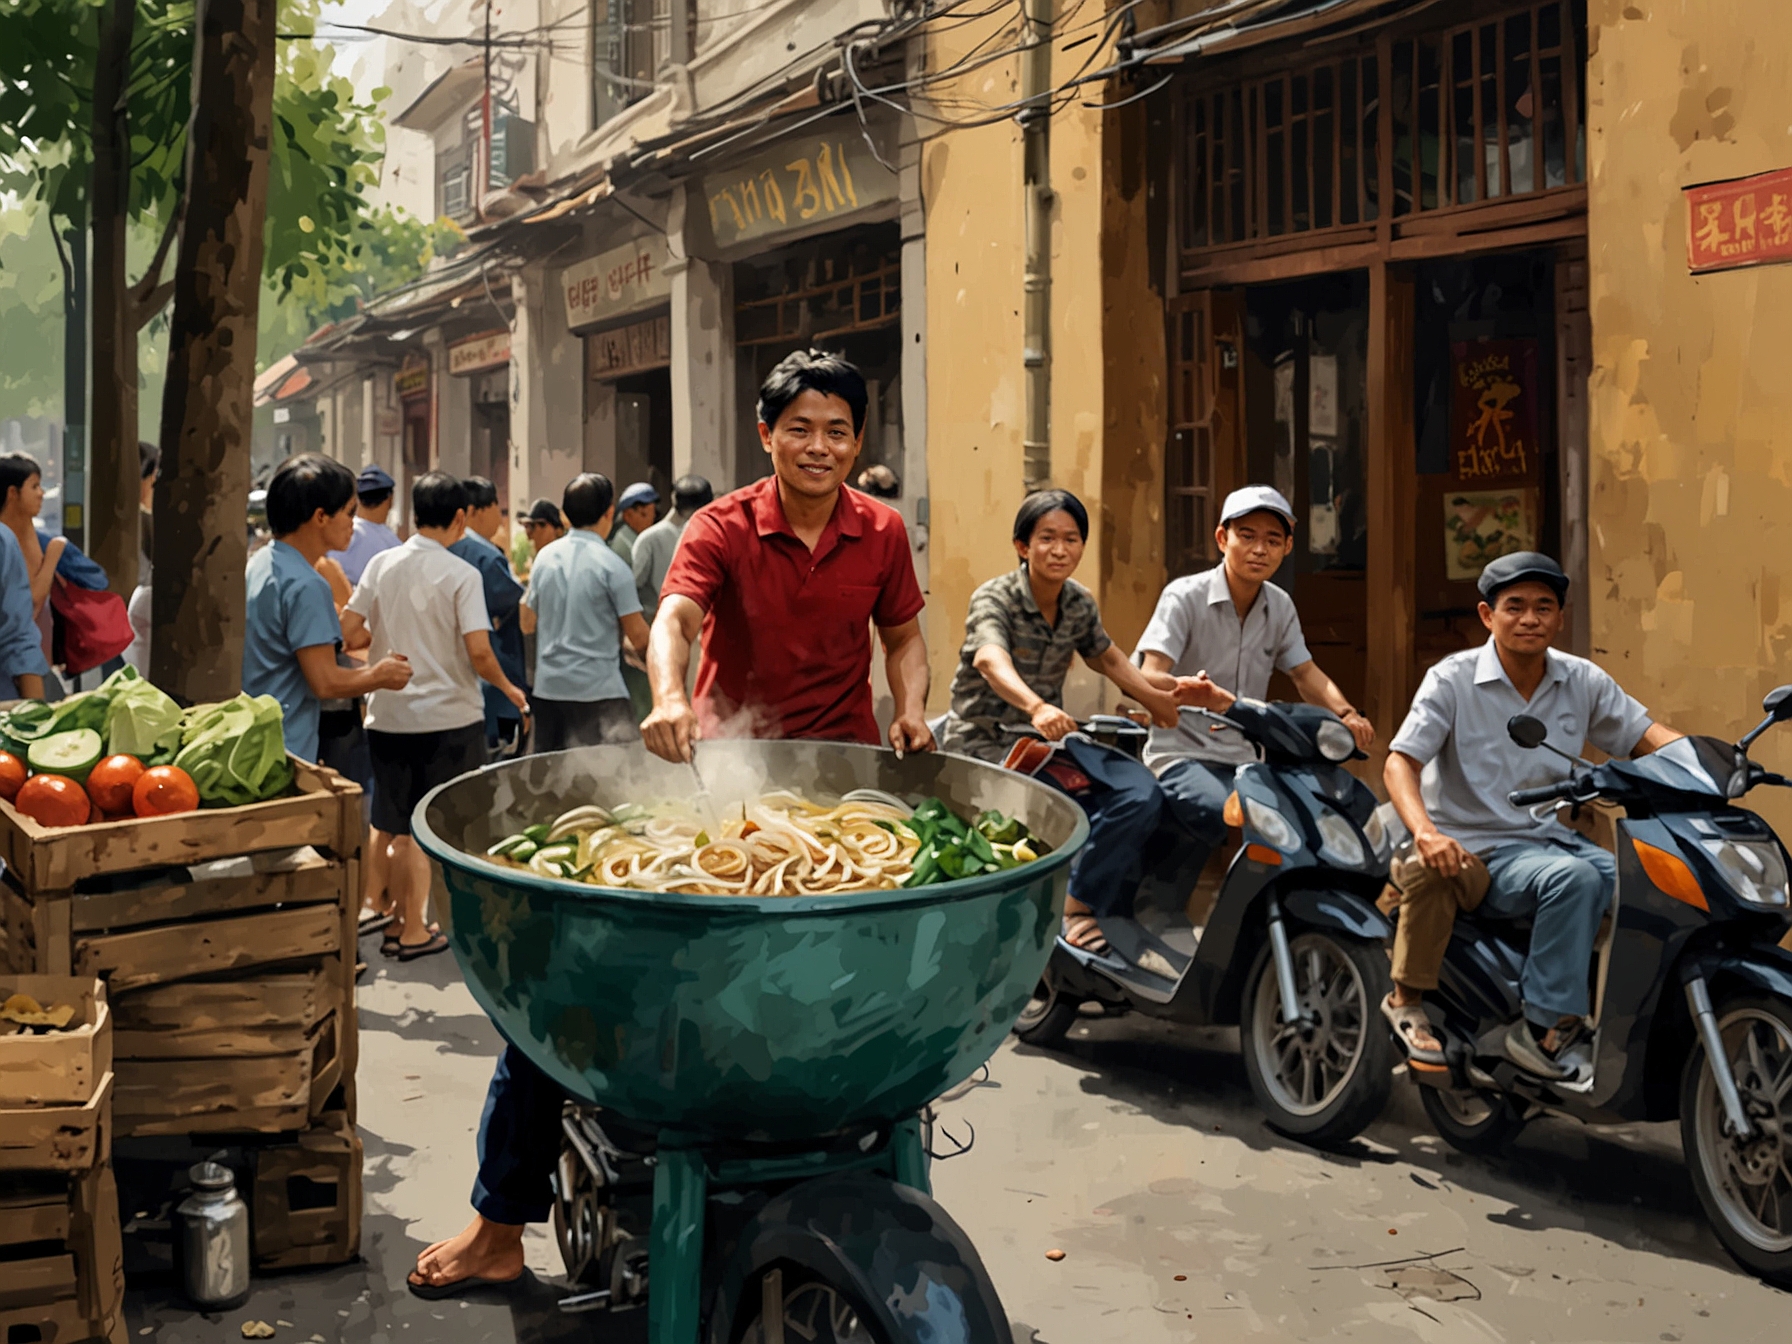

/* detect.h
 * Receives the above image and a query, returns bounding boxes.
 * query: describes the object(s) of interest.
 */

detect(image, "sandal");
[358,909,394,936]
[406,1270,526,1301]
[1380,994,1447,1068]
[395,931,450,962]
[381,922,439,957]
[1061,913,1111,956]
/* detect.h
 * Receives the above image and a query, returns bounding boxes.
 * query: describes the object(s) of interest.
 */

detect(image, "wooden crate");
[250,1108,362,1270]
[0,976,111,1108]
[0,1074,112,1173]
[0,758,362,1141]
[0,1165,126,1344]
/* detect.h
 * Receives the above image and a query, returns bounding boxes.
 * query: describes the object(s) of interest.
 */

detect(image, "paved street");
[124,930,1790,1343]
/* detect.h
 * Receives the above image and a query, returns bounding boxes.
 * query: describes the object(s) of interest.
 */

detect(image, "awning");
[252,354,314,407]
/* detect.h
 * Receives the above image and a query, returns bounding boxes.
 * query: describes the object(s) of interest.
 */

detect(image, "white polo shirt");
[1389,639,1652,853]
[1135,564,1312,769]
[347,535,491,735]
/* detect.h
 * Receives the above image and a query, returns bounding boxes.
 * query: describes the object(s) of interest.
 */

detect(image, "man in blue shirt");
[245,455,413,761]
[0,522,47,699]
[520,473,649,751]
[449,476,527,757]
[327,464,402,584]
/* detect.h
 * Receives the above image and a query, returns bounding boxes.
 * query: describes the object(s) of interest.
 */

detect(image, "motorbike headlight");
[1700,838,1790,908]
[1244,796,1301,852]
[1362,806,1393,863]
[1315,718,1356,762]
[1316,809,1366,867]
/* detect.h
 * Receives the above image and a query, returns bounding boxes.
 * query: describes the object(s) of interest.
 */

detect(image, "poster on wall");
[1443,488,1539,583]
[1449,337,1539,487]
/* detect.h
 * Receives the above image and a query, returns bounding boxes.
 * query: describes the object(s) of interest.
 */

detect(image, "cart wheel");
[1012,977,1079,1048]
[1681,994,1792,1289]
[735,1265,887,1344]
[1419,1083,1529,1155]
[1241,931,1394,1145]
[553,1137,604,1287]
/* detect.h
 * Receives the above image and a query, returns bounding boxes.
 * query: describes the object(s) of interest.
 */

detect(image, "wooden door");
[1165,289,1245,579]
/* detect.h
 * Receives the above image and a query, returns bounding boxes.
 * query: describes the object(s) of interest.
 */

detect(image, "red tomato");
[0,752,25,802]
[86,755,146,817]
[133,765,200,817]
[15,773,92,828]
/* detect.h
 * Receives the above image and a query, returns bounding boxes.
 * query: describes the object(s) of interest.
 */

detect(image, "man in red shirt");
[409,349,934,1301]
[642,348,933,760]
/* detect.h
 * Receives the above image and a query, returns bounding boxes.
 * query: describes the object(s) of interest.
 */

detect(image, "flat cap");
[1477,550,1568,601]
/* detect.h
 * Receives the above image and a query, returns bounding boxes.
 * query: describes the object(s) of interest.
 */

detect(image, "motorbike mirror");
[1765,685,1792,720]
[1507,715,1549,750]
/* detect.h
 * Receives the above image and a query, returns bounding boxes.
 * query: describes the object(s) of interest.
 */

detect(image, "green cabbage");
[104,671,185,760]
[173,694,294,807]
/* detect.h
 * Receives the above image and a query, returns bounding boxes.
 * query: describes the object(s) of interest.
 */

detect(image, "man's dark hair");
[462,475,499,510]
[672,475,713,514]
[267,454,356,537]
[1013,489,1089,545]
[756,348,869,435]
[139,441,160,481]
[0,453,41,504]
[413,471,469,529]
[358,485,394,510]
[562,473,615,529]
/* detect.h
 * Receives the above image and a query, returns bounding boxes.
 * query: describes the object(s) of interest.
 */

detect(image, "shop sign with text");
[561,236,671,330]
[588,315,672,379]
[1686,166,1792,273]
[703,135,898,250]
[396,357,430,400]
[448,329,511,375]
[1448,338,1539,487]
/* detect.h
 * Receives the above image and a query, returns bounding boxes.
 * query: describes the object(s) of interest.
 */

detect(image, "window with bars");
[1175,0,1586,257]
[734,255,901,348]
[592,0,693,129]
[1389,0,1584,216]
[1178,53,1380,251]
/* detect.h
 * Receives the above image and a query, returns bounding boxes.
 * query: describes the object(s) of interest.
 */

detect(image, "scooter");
[1011,702,1399,1145]
[1403,690,1792,1289]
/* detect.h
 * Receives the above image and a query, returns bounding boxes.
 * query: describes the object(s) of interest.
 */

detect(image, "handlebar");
[1509,781,1574,807]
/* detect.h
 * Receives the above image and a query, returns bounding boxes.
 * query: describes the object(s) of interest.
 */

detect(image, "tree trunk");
[57,220,88,551]
[89,0,139,598]
[150,0,277,703]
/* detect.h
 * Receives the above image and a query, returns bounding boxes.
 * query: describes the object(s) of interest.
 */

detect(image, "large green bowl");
[413,741,1088,1143]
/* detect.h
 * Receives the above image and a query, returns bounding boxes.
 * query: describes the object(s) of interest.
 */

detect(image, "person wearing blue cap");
[1126,485,1373,952]
[1381,551,1680,1078]
[328,464,402,585]
[607,481,659,566]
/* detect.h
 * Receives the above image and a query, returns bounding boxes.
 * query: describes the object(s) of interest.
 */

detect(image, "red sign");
[1685,166,1792,273]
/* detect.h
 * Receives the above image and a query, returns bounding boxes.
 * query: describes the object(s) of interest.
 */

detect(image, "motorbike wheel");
[1419,1083,1529,1155]
[735,1265,888,1344]
[1241,931,1394,1144]
[552,1135,605,1287]
[1013,977,1079,1048]
[1680,994,1792,1289]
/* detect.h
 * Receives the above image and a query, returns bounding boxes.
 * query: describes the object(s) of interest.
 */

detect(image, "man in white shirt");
[1136,485,1373,869]
[343,472,527,961]
[329,465,402,585]
[630,474,712,618]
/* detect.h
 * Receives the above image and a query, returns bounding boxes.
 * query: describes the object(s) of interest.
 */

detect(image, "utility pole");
[1020,0,1053,491]
[481,0,494,210]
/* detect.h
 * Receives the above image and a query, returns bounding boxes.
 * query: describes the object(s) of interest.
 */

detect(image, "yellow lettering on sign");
[739,176,762,223]
[1695,200,1730,251]
[1765,192,1792,245]
[759,169,787,225]
[816,143,850,213]
[787,157,821,220]
[1733,192,1758,248]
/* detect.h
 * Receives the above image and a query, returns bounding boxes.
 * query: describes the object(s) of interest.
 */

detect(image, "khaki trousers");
[1377,850,1492,992]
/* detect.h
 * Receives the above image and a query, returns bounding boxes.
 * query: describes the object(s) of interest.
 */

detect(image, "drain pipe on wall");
[1020,0,1054,490]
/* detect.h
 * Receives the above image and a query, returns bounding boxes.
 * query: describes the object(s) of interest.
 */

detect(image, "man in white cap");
[608,481,659,566]
[1136,484,1375,876]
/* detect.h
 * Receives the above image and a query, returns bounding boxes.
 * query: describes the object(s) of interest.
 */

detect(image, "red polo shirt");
[660,476,925,744]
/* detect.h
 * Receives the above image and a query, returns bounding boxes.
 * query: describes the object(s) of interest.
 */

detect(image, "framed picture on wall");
[1443,488,1539,582]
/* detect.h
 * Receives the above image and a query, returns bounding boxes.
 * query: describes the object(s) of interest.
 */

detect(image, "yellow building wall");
[921,4,1169,711]
[1588,1,1792,824]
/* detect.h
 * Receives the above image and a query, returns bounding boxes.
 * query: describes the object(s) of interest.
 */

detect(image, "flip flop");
[1380,994,1448,1068]
[358,910,394,936]
[406,1271,527,1301]
[395,931,450,962]
[1061,913,1111,956]
[379,934,401,958]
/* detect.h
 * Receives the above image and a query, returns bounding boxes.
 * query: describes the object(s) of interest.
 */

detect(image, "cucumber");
[27,729,104,784]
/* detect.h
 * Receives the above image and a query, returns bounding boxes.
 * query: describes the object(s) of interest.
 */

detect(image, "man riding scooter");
[1136,485,1375,869]
[1381,551,1680,1078]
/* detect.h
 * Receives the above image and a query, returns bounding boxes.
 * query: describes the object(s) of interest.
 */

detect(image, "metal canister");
[176,1161,251,1309]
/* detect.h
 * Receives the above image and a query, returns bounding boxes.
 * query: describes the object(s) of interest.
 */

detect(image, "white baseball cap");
[1219,485,1296,530]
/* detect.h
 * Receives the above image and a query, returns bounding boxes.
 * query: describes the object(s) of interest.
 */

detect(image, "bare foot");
[409,1215,526,1290]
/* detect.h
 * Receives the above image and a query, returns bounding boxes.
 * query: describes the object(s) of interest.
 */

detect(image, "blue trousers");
[1155,758,1236,858]
[1041,737,1167,919]
[1480,834,1616,1028]
[470,1044,565,1225]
